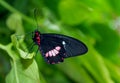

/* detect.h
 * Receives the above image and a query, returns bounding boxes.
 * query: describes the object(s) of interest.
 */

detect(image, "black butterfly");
[32,30,88,64]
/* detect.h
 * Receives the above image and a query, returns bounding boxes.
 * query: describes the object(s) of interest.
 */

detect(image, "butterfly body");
[32,30,88,64]
[32,30,41,46]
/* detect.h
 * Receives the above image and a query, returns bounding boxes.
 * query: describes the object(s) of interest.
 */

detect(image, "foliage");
[0,0,120,83]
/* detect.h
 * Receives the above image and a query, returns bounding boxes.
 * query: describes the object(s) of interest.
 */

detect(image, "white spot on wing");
[62,41,66,45]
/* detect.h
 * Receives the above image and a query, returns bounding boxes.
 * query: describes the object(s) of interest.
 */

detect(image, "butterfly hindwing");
[40,34,88,64]
[40,35,65,64]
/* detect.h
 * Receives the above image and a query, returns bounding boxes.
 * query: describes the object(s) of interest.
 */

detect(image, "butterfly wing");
[40,34,88,64]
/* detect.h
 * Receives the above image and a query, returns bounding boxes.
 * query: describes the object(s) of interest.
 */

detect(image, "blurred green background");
[0,0,120,83]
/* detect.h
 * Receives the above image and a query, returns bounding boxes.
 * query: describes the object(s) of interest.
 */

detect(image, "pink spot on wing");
[51,50,56,56]
[55,46,61,51]
[45,46,61,58]
[49,51,52,57]
[45,52,49,57]
[53,49,59,54]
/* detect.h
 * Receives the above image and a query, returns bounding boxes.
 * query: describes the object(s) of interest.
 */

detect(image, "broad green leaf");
[6,59,40,83]
[93,23,120,59]
[58,0,90,25]
[106,0,120,15]
[0,43,40,83]
[0,34,45,83]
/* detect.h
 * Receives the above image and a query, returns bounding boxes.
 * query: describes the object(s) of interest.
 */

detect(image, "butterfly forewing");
[60,35,88,57]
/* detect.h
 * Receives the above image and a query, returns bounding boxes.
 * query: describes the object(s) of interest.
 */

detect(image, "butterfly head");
[32,30,41,45]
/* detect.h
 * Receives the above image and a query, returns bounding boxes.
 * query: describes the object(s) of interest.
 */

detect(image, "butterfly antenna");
[33,8,40,30]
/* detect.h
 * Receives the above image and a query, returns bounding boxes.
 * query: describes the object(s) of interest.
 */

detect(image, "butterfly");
[32,30,88,64]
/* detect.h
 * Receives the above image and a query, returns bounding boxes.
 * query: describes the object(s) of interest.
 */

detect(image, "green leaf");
[57,60,94,83]
[93,23,120,58]
[82,46,114,83]
[106,0,120,15]
[58,0,90,25]
[6,59,40,83]
[105,59,120,82]
[0,34,45,83]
